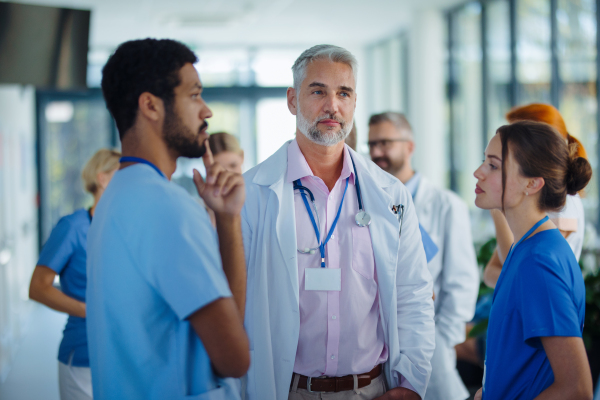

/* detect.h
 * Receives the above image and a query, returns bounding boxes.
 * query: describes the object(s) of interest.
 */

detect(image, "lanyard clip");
[391,204,404,216]
[392,204,405,237]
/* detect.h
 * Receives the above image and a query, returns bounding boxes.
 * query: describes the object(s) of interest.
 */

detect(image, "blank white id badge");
[305,268,341,291]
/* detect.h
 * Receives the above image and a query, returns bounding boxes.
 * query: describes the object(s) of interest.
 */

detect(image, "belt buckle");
[306,377,313,393]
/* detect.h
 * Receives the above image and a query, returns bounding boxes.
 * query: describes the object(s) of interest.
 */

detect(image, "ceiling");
[6,0,466,52]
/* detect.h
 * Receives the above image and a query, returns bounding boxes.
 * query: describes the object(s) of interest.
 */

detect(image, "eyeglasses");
[367,138,410,150]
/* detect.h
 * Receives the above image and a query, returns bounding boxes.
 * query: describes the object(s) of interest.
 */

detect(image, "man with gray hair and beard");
[240,45,435,400]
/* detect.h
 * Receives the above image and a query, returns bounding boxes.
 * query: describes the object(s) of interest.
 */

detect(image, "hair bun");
[566,152,592,195]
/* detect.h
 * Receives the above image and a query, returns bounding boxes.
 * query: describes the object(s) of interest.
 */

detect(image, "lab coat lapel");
[350,151,400,326]
[252,142,300,305]
[414,176,432,204]
[413,177,432,221]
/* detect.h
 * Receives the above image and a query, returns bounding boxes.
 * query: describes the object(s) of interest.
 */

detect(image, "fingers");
[197,160,244,198]
[193,169,205,194]
[212,170,239,197]
[202,139,214,171]
[221,174,244,196]
[205,159,223,185]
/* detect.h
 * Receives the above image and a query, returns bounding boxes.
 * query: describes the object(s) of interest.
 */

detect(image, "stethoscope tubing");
[294,153,407,259]
[293,153,367,257]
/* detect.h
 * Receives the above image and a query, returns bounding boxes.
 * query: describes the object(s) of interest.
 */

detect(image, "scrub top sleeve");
[519,256,582,348]
[146,216,232,321]
[37,217,76,274]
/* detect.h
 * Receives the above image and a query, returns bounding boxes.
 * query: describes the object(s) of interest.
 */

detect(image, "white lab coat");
[413,177,479,400]
[240,142,435,400]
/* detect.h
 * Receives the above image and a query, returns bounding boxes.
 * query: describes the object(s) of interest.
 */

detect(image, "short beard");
[372,155,405,176]
[297,106,352,147]
[163,102,207,158]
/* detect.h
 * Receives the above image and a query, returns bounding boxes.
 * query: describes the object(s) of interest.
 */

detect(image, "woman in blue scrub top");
[472,121,593,400]
[29,149,120,400]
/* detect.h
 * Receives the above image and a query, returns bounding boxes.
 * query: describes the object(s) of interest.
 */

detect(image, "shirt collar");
[404,171,421,198]
[286,138,355,183]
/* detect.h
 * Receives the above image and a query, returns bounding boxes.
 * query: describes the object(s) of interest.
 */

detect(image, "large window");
[256,98,296,163]
[36,90,116,247]
[485,0,512,139]
[516,0,552,104]
[556,0,598,218]
[448,2,483,206]
[366,34,408,118]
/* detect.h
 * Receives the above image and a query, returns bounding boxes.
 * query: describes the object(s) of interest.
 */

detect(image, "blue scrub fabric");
[86,164,234,400]
[419,225,439,263]
[37,208,91,367]
[483,229,585,400]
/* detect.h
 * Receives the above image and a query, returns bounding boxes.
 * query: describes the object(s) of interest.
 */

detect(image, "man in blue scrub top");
[86,39,250,400]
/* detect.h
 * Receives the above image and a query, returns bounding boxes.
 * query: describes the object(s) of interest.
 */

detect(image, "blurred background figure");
[28,149,120,400]
[209,132,244,174]
[368,112,479,400]
[205,132,244,226]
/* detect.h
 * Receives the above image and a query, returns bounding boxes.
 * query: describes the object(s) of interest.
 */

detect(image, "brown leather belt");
[293,364,382,393]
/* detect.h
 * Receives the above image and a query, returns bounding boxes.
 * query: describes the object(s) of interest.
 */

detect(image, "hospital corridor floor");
[0,304,66,400]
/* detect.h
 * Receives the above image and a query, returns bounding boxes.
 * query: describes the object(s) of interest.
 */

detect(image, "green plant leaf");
[468,319,489,338]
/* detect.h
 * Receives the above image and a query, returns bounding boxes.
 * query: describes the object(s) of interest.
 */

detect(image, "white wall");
[0,85,38,383]
[349,46,369,154]
[407,9,448,189]
[362,8,448,189]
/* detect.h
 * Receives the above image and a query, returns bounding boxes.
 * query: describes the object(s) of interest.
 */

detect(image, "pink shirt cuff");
[399,375,419,397]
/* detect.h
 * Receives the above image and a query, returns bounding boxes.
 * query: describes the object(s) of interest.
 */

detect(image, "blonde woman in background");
[209,131,244,174]
[204,132,244,227]
[29,149,120,400]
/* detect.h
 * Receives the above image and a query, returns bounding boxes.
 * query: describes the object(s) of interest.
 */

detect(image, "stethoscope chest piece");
[355,210,371,227]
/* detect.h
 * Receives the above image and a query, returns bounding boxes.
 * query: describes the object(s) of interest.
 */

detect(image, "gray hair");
[292,44,358,91]
[368,112,414,140]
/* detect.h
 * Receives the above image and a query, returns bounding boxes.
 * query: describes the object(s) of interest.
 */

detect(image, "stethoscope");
[293,154,371,260]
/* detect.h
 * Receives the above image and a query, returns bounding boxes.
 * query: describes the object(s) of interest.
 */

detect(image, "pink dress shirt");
[288,139,388,377]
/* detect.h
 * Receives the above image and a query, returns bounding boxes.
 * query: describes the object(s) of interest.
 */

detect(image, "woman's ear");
[527,177,545,196]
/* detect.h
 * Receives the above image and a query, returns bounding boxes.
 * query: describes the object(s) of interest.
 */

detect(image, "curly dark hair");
[101,38,198,139]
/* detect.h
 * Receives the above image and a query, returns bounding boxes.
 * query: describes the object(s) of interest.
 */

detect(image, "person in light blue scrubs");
[472,120,593,400]
[86,38,249,400]
[29,148,120,400]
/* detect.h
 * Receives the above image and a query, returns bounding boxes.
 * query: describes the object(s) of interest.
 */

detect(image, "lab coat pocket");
[351,225,375,280]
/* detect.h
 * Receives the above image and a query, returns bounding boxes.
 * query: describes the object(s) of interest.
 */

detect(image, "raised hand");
[193,140,245,216]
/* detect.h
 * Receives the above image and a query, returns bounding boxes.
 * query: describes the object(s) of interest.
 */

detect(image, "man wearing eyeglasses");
[368,112,479,400]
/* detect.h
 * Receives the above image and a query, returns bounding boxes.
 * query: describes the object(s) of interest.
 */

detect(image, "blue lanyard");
[119,157,166,179]
[295,177,349,268]
[504,215,549,265]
